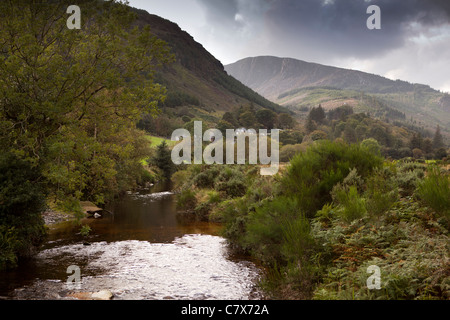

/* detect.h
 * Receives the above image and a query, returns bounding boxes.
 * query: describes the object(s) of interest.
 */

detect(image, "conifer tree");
[433,125,445,150]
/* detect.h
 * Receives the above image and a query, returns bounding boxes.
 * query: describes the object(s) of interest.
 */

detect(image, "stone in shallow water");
[91,290,113,300]
[67,290,113,300]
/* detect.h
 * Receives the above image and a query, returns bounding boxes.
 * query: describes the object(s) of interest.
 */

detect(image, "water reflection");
[0,183,262,300]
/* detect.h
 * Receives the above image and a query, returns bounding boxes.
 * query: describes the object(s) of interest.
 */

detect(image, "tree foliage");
[0,153,47,269]
[150,141,175,179]
[0,0,173,206]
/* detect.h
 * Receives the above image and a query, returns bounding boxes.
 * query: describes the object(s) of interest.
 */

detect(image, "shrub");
[417,166,450,222]
[334,186,367,223]
[244,197,307,265]
[192,166,221,189]
[214,167,247,198]
[176,188,197,211]
[279,144,304,162]
[219,198,252,249]
[361,138,381,156]
[206,190,221,204]
[364,170,398,217]
[0,153,47,269]
[282,140,382,217]
[171,169,190,190]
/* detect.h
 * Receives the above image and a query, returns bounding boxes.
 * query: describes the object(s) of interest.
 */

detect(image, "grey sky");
[128,0,450,93]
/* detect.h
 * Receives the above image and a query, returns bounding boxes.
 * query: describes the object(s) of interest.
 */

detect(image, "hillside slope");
[225,56,450,138]
[133,11,287,116]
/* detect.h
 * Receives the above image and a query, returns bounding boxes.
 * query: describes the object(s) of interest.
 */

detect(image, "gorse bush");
[192,166,221,189]
[417,166,450,223]
[244,197,310,265]
[281,140,383,217]
[174,140,449,300]
[214,167,247,198]
[176,188,197,211]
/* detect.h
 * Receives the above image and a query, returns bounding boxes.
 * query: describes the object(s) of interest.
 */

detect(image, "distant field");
[145,135,178,148]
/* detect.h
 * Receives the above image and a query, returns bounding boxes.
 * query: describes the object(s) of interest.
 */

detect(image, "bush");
[0,153,47,269]
[282,140,382,217]
[176,188,197,211]
[417,167,450,222]
[334,186,367,223]
[244,197,307,264]
[279,144,304,162]
[171,169,190,190]
[361,138,381,156]
[364,170,398,217]
[214,167,247,198]
[192,166,220,189]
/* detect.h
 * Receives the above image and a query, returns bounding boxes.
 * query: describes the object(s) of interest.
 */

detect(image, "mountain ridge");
[225,56,438,100]
[133,10,288,115]
[225,56,449,136]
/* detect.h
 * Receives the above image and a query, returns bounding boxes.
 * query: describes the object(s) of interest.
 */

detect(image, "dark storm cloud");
[195,0,450,59]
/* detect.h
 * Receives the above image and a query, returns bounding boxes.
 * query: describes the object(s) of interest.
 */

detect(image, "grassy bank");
[174,140,450,300]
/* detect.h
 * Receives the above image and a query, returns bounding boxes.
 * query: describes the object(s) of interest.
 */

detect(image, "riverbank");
[42,209,74,226]
[42,201,105,227]
[172,142,450,300]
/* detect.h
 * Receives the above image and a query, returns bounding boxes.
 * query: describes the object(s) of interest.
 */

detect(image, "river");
[0,183,263,300]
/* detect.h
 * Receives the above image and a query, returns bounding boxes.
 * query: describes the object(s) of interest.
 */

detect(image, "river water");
[0,184,263,300]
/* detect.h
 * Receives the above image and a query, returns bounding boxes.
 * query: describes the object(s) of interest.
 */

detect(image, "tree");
[281,140,383,217]
[361,138,381,156]
[343,124,357,144]
[308,105,326,124]
[422,138,434,155]
[328,105,354,121]
[412,148,424,159]
[278,113,296,129]
[435,148,448,160]
[410,133,424,150]
[433,125,445,150]
[217,120,233,135]
[0,1,173,206]
[239,111,257,128]
[222,112,238,128]
[256,109,277,129]
[151,141,175,179]
[306,118,317,133]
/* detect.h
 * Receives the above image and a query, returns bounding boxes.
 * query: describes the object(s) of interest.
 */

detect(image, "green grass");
[145,135,177,149]
[140,135,178,166]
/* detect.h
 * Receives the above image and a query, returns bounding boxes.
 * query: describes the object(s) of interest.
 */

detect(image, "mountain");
[132,10,288,119]
[225,56,450,138]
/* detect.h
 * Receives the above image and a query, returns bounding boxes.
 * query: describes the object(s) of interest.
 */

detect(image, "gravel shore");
[42,209,76,226]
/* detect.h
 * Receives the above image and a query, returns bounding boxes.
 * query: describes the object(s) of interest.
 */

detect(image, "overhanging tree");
[0,0,173,206]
